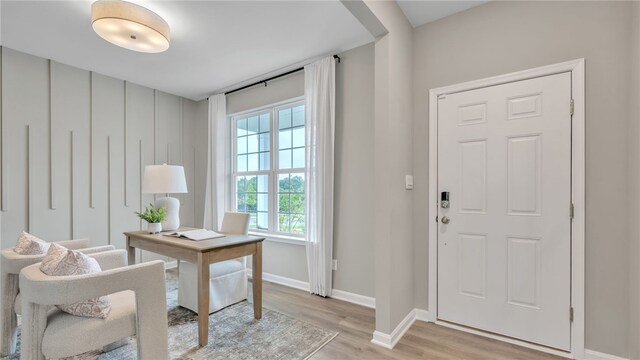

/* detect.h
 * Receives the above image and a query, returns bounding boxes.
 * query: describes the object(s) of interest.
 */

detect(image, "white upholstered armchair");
[178,212,250,314]
[18,249,168,360]
[0,239,114,356]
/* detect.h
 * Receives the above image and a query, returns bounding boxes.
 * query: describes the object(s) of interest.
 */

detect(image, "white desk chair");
[178,212,250,314]
[0,239,113,356]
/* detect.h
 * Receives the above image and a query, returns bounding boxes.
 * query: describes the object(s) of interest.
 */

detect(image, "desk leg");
[252,242,262,319]
[126,236,135,265]
[197,253,210,346]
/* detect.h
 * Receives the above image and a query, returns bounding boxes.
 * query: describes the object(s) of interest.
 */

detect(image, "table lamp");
[142,164,188,231]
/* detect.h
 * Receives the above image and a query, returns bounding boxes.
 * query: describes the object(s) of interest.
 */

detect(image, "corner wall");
[412,2,633,357]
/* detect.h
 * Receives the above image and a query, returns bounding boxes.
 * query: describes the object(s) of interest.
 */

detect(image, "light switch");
[405,175,413,190]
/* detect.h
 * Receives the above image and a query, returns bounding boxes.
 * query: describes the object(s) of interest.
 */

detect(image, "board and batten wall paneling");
[50,61,91,240]
[0,47,205,251]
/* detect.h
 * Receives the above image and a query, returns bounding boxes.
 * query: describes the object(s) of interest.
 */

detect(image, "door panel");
[437,72,572,350]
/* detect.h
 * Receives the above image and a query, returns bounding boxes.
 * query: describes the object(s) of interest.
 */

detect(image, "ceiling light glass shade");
[91,0,170,53]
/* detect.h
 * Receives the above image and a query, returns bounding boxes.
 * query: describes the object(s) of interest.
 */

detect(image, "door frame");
[427,59,585,359]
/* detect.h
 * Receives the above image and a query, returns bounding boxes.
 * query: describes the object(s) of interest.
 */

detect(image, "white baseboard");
[585,349,629,360]
[247,268,310,292]
[371,309,416,349]
[246,269,376,309]
[330,289,375,309]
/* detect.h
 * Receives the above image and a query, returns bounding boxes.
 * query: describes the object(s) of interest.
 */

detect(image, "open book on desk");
[166,229,225,241]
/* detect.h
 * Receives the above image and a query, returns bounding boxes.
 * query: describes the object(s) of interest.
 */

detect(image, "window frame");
[230,97,306,240]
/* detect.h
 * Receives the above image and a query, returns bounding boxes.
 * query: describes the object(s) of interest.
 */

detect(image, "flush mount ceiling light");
[91,0,170,53]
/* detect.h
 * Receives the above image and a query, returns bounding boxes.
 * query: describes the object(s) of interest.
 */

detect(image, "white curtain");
[203,94,228,232]
[304,57,336,297]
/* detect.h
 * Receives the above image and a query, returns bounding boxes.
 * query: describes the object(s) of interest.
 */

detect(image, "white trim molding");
[584,349,629,360]
[428,59,586,359]
[247,268,310,292]
[331,289,375,309]
[246,269,376,308]
[371,309,416,349]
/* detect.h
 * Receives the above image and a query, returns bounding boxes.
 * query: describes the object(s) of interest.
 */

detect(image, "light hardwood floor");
[250,280,563,359]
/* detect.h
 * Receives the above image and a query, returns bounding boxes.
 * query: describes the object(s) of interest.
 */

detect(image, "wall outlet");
[332,259,338,271]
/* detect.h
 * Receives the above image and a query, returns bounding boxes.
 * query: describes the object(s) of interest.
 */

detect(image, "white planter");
[147,222,162,234]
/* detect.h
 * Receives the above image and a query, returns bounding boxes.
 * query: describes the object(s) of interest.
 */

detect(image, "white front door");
[437,72,572,350]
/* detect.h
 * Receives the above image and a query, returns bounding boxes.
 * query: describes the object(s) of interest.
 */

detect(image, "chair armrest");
[54,238,89,250]
[79,245,115,254]
[19,260,166,306]
[87,249,127,271]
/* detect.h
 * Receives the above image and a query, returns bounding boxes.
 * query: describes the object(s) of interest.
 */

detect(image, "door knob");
[441,216,450,224]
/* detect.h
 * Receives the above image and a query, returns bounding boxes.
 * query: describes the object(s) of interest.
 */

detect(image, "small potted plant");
[135,204,167,234]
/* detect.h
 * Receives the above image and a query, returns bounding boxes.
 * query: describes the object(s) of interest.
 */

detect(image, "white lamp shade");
[142,164,187,194]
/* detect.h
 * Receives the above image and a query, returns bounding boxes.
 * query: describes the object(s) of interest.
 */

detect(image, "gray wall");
[0,47,205,262]
[412,2,633,357]
[363,0,415,335]
[629,3,640,360]
[231,43,376,297]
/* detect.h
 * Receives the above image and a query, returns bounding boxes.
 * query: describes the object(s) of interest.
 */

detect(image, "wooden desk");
[124,229,265,347]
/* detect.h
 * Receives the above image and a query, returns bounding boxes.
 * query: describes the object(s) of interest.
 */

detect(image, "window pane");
[247,116,259,134]
[278,214,291,233]
[257,212,268,230]
[279,149,292,169]
[259,152,270,171]
[247,134,258,153]
[237,194,246,212]
[292,105,305,127]
[292,127,305,148]
[258,194,268,212]
[277,172,306,235]
[249,213,257,229]
[237,155,247,172]
[278,194,290,213]
[236,176,246,194]
[278,173,289,192]
[260,114,270,133]
[259,133,270,152]
[246,194,257,212]
[247,153,258,171]
[257,175,269,193]
[279,129,292,150]
[292,148,305,168]
[237,136,247,155]
[237,118,247,136]
[279,108,291,129]
[290,214,305,234]
[291,194,305,214]
[291,173,305,193]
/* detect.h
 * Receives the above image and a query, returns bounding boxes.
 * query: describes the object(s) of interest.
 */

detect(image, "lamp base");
[155,196,180,231]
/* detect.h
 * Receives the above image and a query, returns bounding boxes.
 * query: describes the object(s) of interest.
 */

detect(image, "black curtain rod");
[221,54,341,97]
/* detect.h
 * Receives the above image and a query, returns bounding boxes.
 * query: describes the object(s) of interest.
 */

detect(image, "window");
[231,100,306,237]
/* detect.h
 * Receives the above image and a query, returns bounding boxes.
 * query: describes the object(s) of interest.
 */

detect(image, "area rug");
[3,269,338,360]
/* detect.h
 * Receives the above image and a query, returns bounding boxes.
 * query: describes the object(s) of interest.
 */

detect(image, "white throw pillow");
[14,231,50,255]
[40,243,112,319]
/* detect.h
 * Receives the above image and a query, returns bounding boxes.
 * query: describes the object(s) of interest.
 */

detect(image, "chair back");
[220,212,250,235]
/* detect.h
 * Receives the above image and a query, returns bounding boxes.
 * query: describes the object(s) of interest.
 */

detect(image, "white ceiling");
[397,0,488,28]
[0,1,373,100]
